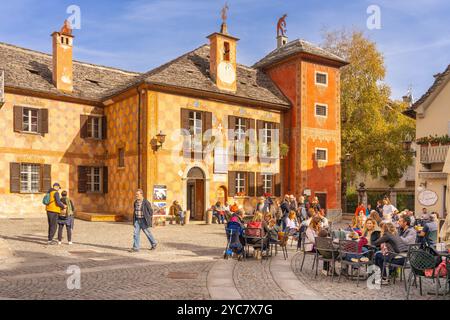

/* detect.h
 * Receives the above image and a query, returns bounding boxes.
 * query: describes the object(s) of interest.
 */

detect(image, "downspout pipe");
[137,88,142,189]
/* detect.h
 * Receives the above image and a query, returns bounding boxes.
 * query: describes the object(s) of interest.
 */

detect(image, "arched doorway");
[186,167,206,221]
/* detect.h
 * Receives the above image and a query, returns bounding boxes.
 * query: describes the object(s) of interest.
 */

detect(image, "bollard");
[184,210,190,225]
[205,210,213,225]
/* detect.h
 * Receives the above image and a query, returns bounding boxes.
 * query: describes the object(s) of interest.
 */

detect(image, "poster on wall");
[153,185,167,201]
[153,202,167,216]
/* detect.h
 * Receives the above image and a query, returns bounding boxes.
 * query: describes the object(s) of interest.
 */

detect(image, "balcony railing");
[420,145,450,164]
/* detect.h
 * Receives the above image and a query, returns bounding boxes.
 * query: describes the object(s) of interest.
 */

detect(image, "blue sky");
[1,0,449,100]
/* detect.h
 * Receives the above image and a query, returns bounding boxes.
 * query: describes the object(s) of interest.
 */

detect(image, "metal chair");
[382,251,408,284]
[298,231,317,272]
[270,227,290,260]
[338,240,372,287]
[398,244,422,290]
[314,237,339,281]
[406,249,446,300]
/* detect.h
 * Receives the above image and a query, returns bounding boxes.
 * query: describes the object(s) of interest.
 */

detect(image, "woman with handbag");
[57,191,75,245]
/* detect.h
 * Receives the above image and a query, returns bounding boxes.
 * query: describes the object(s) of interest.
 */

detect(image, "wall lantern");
[151,131,166,152]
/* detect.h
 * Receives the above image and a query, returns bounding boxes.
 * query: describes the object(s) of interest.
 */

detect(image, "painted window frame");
[22,108,39,134]
[315,103,328,118]
[87,166,103,193]
[315,71,328,87]
[235,172,246,194]
[87,116,103,140]
[20,163,40,193]
[315,148,328,162]
[262,173,273,195]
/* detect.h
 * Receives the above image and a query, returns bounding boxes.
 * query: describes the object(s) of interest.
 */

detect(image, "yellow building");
[0,20,346,221]
[405,65,450,218]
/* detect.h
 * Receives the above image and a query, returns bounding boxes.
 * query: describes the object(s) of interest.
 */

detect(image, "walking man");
[130,189,157,252]
[44,183,66,245]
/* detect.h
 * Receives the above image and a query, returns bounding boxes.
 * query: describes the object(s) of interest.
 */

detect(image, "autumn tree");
[321,30,415,205]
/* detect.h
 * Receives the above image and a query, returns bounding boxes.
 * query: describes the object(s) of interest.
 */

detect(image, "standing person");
[280,195,290,229]
[57,191,75,245]
[366,204,372,217]
[382,198,397,223]
[43,183,66,245]
[375,200,384,219]
[298,196,307,221]
[130,189,157,252]
[289,195,298,212]
[311,196,321,213]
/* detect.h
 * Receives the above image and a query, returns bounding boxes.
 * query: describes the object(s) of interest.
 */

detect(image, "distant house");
[405,65,450,217]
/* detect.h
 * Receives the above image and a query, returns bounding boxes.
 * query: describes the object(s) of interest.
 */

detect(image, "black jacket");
[133,199,154,228]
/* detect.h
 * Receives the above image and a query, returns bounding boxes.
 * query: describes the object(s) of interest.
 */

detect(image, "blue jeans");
[133,218,157,250]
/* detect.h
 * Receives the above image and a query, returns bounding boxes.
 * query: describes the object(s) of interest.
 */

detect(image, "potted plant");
[279,143,289,159]
[429,134,440,146]
[439,134,450,145]
[236,191,246,197]
[415,137,430,146]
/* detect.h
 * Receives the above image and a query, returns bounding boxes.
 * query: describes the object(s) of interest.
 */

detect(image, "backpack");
[42,192,51,205]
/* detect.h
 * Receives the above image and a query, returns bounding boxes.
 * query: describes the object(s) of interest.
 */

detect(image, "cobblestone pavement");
[0,218,448,300]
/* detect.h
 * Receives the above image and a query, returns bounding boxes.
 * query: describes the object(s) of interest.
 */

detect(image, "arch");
[187,167,205,180]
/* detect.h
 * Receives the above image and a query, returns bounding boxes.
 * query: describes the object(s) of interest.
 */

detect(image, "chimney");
[52,20,74,93]
[277,35,288,48]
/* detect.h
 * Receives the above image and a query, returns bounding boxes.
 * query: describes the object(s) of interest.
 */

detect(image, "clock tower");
[207,22,239,92]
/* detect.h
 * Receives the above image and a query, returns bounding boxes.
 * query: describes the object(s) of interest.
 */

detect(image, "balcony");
[420,145,450,165]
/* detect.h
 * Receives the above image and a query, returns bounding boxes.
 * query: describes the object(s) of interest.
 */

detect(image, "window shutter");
[180,109,191,158]
[203,111,212,135]
[102,116,107,140]
[274,122,280,144]
[274,173,281,197]
[256,120,264,142]
[77,166,88,193]
[256,173,264,197]
[228,171,236,197]
[38,109,49,135]
[13,106,23,133]
[103,166,108,194]
[247,172,255,197]
[180,108,190,131]
[40,164,51,193]
[228,116,236,140]
[80,115,89,139]
[10,163,21,193]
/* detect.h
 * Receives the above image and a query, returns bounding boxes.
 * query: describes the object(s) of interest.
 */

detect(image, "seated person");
[304,216,322,252]
[417,213,438,247]
[373,222,408,283]
[285,211,300,236]
[245,212,267,258]
[212,201,226,224]
[316,229,339,276]
[398,215,417,246]
[266,218,282,244]
[318,209,330,230]
[362,218,381,247]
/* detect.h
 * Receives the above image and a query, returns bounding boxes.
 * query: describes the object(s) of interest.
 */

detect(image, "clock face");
[218,61,236,85]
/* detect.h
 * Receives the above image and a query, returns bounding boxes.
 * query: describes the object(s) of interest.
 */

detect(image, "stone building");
[0,19,347,220]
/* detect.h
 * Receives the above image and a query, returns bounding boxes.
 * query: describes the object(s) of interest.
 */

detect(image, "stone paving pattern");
[0,218,448,300]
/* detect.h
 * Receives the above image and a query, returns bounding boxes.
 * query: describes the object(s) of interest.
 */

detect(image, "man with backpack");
[42,183,66,245]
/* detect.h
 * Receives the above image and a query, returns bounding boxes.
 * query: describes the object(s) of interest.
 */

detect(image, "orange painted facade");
[266,57,342,214]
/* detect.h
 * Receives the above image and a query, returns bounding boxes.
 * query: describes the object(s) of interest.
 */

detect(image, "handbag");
[425,260,448,278]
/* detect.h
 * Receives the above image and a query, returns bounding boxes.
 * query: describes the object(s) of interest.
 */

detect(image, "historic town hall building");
[0,17,347,221]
